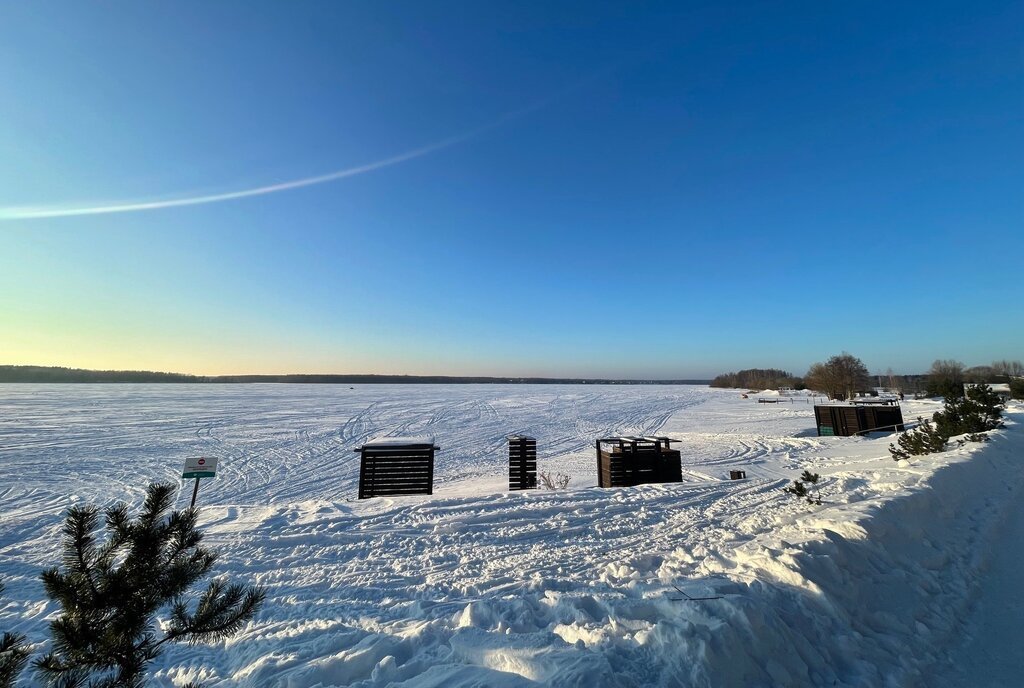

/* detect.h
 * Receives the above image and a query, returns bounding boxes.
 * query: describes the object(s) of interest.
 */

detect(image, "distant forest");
[710,369,801,390]
[0,366,711,385]
[711,367,928,393]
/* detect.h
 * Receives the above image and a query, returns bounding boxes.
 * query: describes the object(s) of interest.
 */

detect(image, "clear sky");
[1,1,1021,378]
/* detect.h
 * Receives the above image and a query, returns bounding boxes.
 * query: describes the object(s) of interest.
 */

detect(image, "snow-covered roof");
[363,436,436,447]
[965,383,1011,394]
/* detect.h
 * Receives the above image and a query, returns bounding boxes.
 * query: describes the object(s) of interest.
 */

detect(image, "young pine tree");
[784,471,822,504]
[933,384,1004,438]
[889,418,948,460]
[0,581,30,688]
[34,483,265,688]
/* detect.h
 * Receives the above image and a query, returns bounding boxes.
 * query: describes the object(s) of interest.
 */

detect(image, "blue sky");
[1,1,1021,378]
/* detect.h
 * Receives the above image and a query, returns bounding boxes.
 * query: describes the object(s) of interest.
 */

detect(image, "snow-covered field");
[1,384,1022,687]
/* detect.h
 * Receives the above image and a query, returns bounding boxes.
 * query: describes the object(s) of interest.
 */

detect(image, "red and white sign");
[182,456,218,478]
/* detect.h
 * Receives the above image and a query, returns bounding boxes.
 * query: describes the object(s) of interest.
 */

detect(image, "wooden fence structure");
[757,395,829,404]
[355,437,439,499]
[596,436,683,488]
[508,435,537,490]
[814,404,905,437]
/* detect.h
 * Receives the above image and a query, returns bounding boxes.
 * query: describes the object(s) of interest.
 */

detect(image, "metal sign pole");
[190,476,201,508]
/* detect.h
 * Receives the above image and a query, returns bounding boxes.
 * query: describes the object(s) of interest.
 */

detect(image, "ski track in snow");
[1,385,1021,687]
[0,385,722,511]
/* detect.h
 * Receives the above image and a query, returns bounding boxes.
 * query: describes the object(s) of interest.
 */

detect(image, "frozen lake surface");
[1,384,1022,687]
[0,383,730,507]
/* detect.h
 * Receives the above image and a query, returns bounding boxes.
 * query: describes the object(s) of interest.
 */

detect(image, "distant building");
[964,383,1012,402]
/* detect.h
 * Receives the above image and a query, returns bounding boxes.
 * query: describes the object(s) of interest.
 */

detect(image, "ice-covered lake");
[0,383,740,508]
[4,384,1017,687]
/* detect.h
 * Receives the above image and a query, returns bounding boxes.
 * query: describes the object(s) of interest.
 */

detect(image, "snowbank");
[691,421,1024,686]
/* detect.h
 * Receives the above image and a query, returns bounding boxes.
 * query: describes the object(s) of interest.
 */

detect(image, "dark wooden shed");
[355,436,439,499]
[814,404,905,437]
[508,435,537,490]
[596,436,683,488]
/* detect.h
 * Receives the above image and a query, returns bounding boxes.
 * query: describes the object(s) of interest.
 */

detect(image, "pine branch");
[61,507,101,603]
[0,631,31,688]
[162,582,265,646]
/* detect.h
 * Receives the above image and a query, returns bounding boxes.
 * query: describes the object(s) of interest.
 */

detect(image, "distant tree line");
[924,359,1024,399]
[710,369,801,390]
[0,366,710,386]
[713,354,1023,401]
[0,366,202,383]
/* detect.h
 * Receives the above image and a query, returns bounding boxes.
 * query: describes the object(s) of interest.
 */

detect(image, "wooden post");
[190,477,200,508]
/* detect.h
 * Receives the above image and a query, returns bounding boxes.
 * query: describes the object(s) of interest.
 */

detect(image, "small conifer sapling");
[784,471,822,505]
[33,482,265,688]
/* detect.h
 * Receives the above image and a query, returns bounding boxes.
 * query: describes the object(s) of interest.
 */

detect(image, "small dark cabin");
[814,403,905,437]
[596,436,683,488]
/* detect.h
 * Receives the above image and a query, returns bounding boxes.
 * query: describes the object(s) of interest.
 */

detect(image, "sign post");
[182,457,218,508]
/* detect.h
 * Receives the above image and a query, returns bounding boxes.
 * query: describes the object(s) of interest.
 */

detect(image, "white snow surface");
[1,384,1022,687]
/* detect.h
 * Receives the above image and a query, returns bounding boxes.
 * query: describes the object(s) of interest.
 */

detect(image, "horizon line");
[0,364,715,382]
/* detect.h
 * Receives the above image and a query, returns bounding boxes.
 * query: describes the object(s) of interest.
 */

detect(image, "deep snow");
[1,384,1021,687]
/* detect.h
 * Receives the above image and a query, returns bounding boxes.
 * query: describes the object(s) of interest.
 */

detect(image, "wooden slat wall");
[864,405,905,433]
[596,441,683,488]
[358,447,435,498]
[815,404,905,436]
[508,436,537,490]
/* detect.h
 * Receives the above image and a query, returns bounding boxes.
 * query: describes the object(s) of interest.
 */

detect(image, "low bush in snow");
[956,433,991,446]
[890,385,1004,461]
[784,470,822,505]
[538,471,570,490]
[889,418,948,460]
[1011,377,1024,400]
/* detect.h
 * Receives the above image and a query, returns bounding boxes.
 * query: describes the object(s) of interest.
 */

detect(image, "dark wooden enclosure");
[814,404,905,437]
[355,437,439,499]
[596,436,683,488]
[508,435,537,490]
[729,470,747,480]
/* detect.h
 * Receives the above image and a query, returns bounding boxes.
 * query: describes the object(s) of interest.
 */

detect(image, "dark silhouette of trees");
[804,353,870,400]
[710,369,800,390]
[991,360,1024,377]
[0,366,708,385]
[925,359,965,399]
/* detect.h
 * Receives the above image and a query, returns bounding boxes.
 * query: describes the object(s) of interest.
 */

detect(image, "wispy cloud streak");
[0,98,549,221]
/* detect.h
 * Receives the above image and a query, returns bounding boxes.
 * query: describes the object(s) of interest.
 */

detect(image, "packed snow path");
[1,385,1022,686]
[927,463,1024,687]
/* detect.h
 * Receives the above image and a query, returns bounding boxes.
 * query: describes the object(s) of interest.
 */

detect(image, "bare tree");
[805,353,870,400]
[538,471,570,490]
[992,360,1024,377]
[964,365,995,383]
[926,359,965,398]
